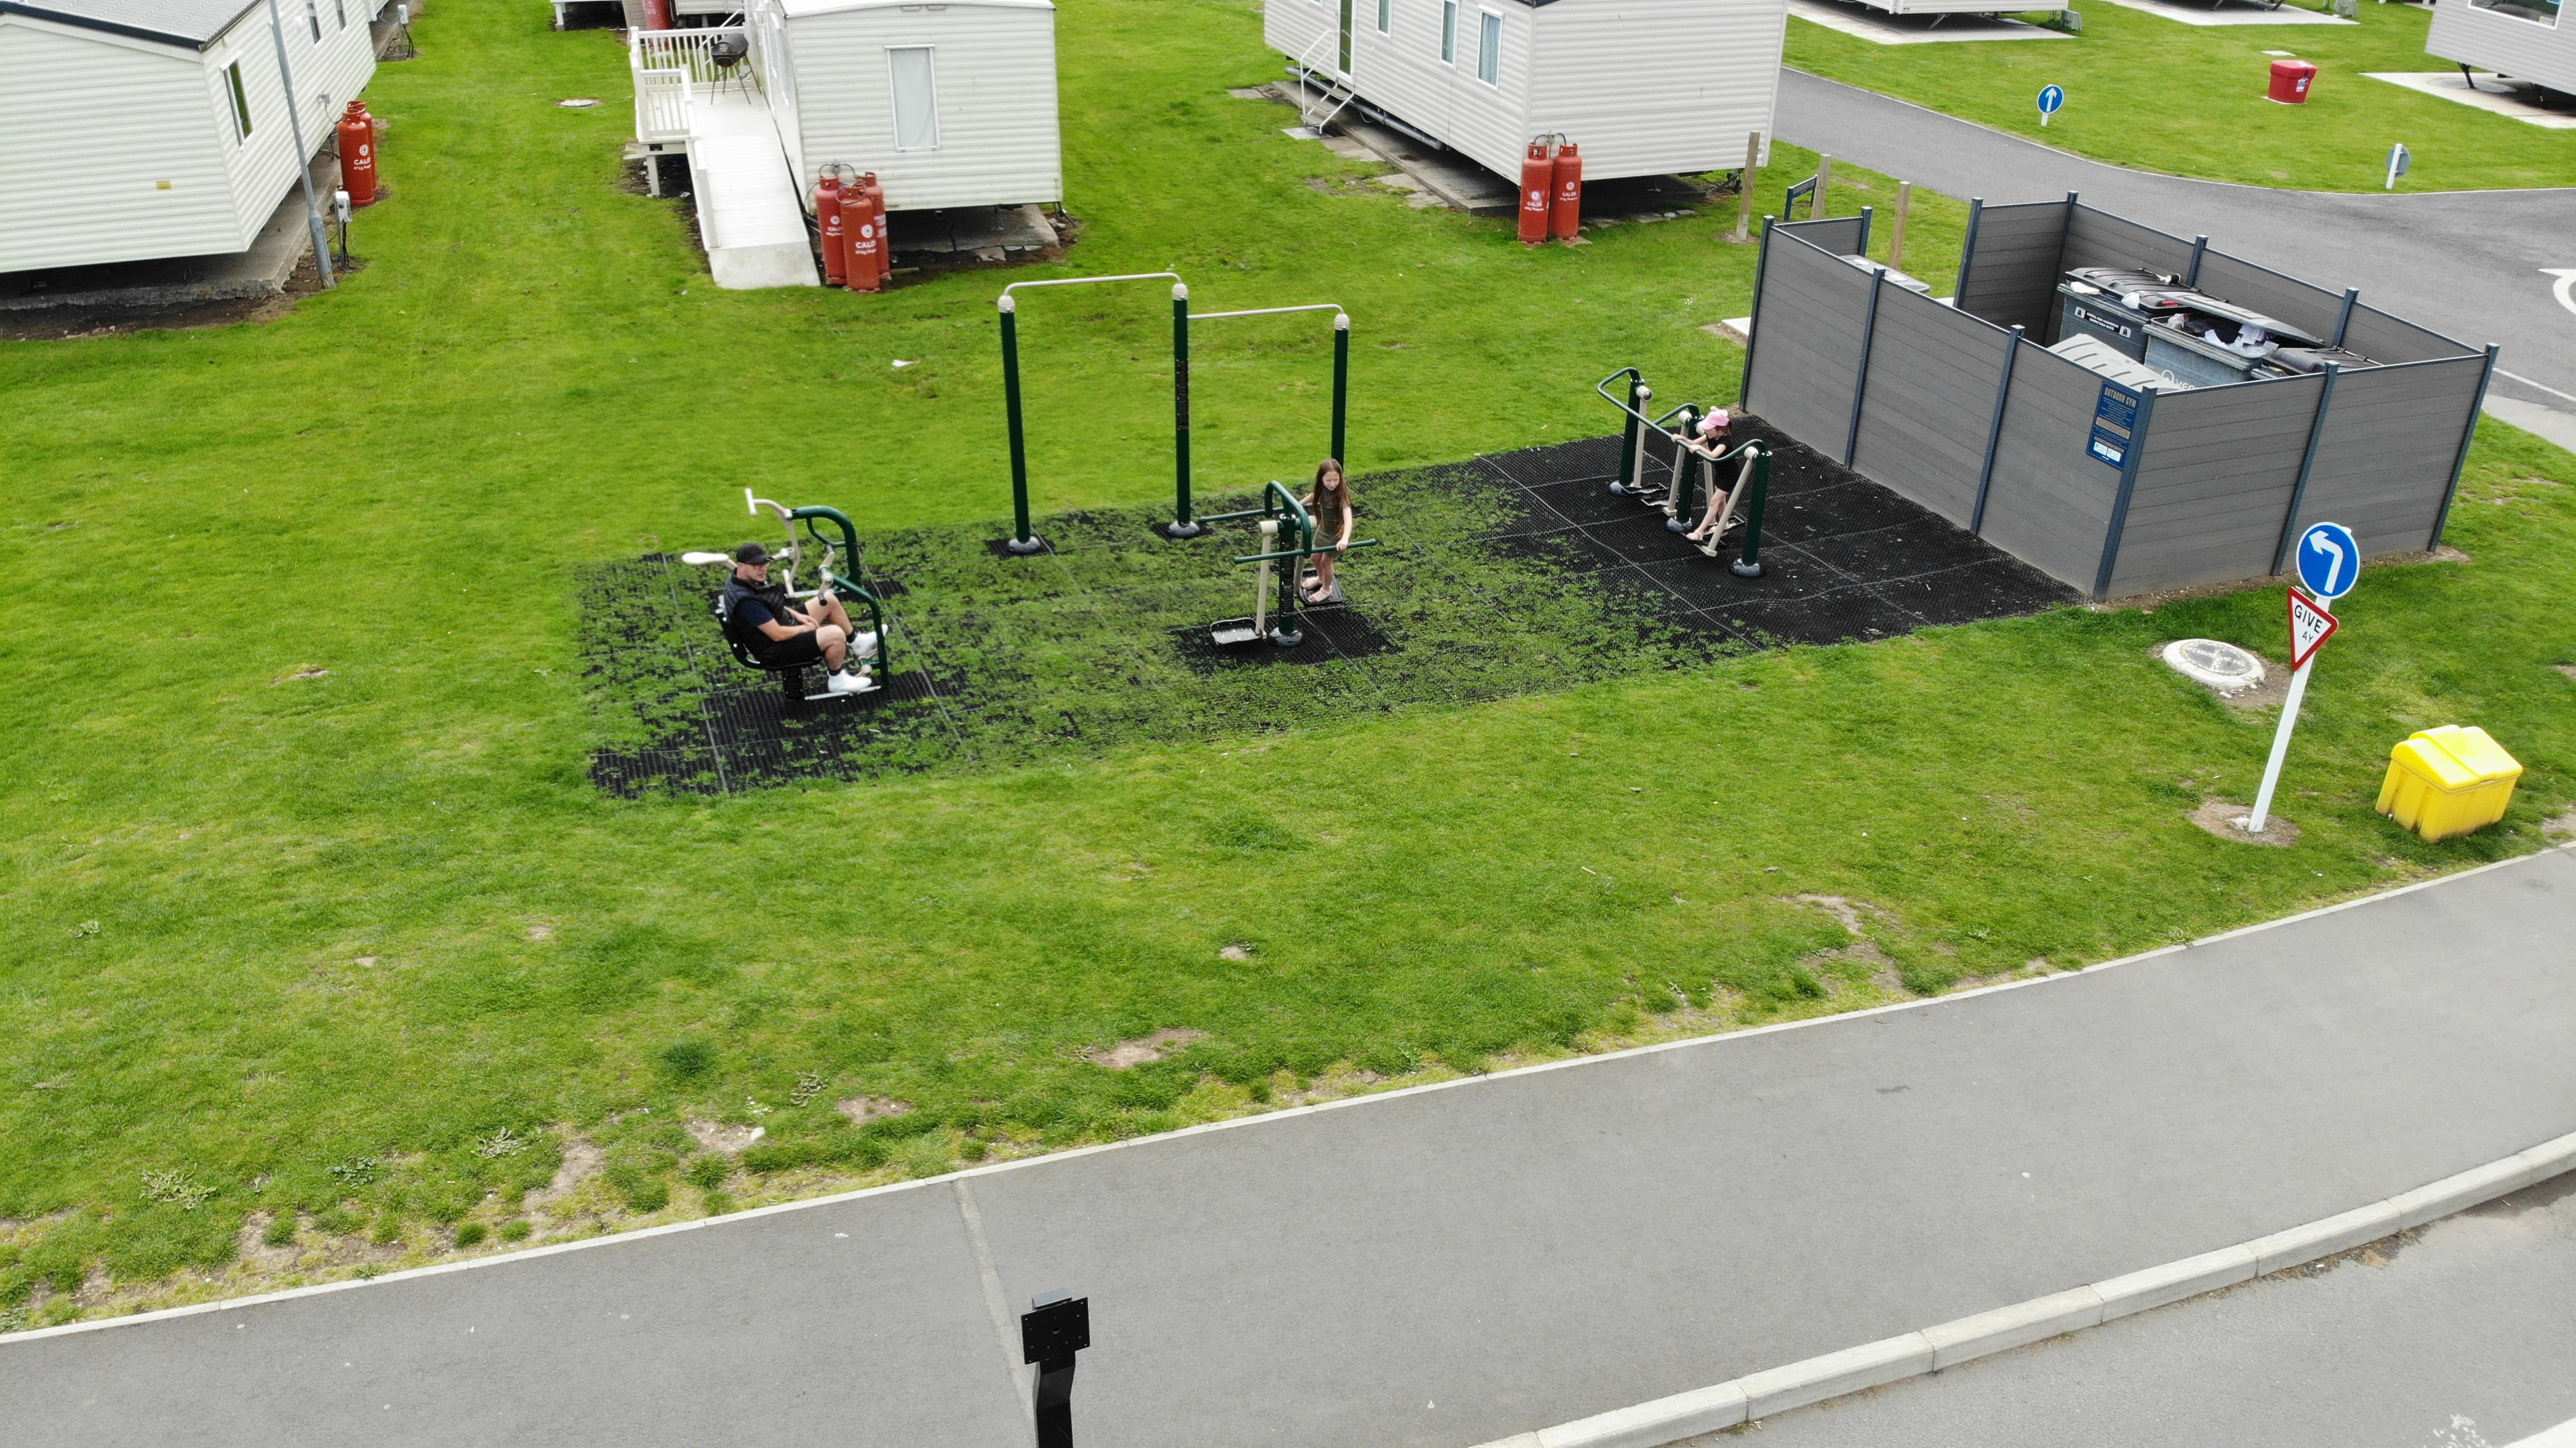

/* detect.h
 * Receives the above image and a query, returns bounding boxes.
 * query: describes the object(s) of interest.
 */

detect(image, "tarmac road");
[4,848,2572,1447]
[1774,70,2576,450]
[1736,1173,2576,1448]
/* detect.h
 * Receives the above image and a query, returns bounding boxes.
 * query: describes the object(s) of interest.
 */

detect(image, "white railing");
[634,26,757,88]
[632,48,694,143]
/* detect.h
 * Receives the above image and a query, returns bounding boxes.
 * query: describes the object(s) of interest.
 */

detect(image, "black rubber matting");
[581,420,2075,794]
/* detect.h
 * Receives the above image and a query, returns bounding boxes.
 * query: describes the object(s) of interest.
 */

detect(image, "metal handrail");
[998,272,1181,302]
[1193,302,1346,323]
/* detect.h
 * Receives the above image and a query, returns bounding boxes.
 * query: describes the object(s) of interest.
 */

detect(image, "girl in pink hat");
[1680,409,1741,546]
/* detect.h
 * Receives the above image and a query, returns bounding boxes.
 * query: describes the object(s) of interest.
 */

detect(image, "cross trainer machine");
[1595,366,1774,579]
[681,489,892,702]
[1200,481,1378,649]
[995,274,1351,551]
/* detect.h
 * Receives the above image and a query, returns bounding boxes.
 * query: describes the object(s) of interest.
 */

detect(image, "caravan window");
[2467,0,2557,23]
[1440,0,1456,62]
[1477,10,1499,83]
[888,46,941,152]
[305,0,319,40]
[335,0,347,27]
[1376,0,1388,33]
[225,62,253,138]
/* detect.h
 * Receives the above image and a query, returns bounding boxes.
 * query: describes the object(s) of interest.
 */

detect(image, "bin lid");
[2393,725,2523,790]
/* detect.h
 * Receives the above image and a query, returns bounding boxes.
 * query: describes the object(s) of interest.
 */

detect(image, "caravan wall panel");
[1975,342,2119,591]
[1527,0,1785,179]
[2189,250,2346,347]
[0,25,236,270]
[1847,284,2014,528]
[1268,0,1530,178]
[2060,204,2197,283]
[2427,0,2576,97]
[2295,356,2486,556]
[1745,231,1872,454]
[787,1,1063,211]
[1953,200,2065,335]
[2340,304,2478,365]
[2102,375,2321,597]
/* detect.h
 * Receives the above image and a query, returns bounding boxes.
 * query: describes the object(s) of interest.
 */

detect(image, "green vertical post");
[1731,441,1771,578]
[1331,312,1350,466]
[1165,283,1205,537]
[1000,295,1043,554]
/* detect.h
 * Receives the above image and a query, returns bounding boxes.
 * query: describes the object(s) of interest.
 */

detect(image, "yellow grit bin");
[2377,726,2522,843]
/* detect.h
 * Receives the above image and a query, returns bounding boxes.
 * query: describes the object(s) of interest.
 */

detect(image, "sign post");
[2243,522,2358,833]
[2038,84,2066,128]
[2384,142,2410,191]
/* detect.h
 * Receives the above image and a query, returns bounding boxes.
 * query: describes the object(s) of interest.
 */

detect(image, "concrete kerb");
[1468,1127,2576,1448]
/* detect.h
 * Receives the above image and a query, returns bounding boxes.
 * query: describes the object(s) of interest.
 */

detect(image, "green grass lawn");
[2,0,2572,1328]
[1785,0,2576,191]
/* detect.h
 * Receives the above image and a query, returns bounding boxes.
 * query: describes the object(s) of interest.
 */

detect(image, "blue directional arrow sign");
[2038,85,2066,126]
[2295,520,2359,600]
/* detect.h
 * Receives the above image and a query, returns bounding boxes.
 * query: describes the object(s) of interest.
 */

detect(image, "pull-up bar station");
[996,273,1351,553]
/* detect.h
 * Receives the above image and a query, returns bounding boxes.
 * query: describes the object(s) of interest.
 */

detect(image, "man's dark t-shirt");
[721,575,796,655]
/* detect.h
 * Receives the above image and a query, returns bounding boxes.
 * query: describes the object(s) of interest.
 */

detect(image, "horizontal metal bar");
[999,272,1183,300]
[1232,538,1381,564]
[1191,304,1346,323]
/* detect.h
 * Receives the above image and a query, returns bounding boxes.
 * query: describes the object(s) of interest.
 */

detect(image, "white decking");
[685,88,819,289]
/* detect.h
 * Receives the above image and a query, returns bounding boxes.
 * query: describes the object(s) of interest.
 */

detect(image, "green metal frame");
[1201,480,1380,644]
[995,274,1352,551]
[784,503,892,673]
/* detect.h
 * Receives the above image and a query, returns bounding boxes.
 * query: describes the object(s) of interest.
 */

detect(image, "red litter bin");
[2268,58,2317,104]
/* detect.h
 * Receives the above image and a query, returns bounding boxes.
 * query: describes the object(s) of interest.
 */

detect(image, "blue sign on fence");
[2087,381,2139,468]
[2295,521,2360,600]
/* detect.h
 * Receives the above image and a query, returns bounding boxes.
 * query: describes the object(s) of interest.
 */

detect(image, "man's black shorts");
[755,632,826,667]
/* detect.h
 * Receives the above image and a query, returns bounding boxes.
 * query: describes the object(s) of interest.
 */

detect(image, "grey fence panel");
[2339,304,2479,365]
[2190,250,2347,345]
[2062,205,2199,281]
[1976,342,2122,591]
[2296,357,2486,556]
[1847,288,2016,528]
[2103,375,2323,596]
[1780,215,1868,257]
[1747,234,1877,454]
[1954,201,2067,334]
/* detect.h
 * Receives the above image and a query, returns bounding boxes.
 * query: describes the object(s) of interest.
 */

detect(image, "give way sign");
[2288,588,2339,671]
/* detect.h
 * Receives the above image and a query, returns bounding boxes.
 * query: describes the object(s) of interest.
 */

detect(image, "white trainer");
[849,630,880,660]
[826,669,873,695]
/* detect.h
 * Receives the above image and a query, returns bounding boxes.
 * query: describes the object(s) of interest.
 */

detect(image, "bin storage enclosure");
[1264,0,1785,182]
[1740,200,2495,601]
[748,0,1061,213]
[2426,0,2574,98]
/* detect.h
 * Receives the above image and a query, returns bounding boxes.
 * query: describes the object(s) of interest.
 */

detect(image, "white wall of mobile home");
[1265,0,1787,182]
[2427,0,2575,95]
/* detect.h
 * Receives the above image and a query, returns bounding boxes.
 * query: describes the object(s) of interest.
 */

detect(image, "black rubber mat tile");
[1167,607,1399,674]
[1476,526,1626,574]
[1706,586,1927,648]
[1481,434,1625,488]
[1529,478,1656,528]
[1750,483,1942,546]
[1580,513,1705,567]
[1789,521,2000,582]
[1869,556,2081,626]
[1669,542,1857,601]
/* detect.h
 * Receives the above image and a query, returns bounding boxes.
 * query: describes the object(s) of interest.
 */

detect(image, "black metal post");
[1021,1294,1089,1448]
[1611,368,1643,494]
[2427,344,2500,551]
[1002,297,1043,553]
[2331,286,2360,349]
[1954,198,1984,307]
[2091,383,2157,602]
[2185,234,2208,287]
[1970,324,2024,537]
[1844,266,1884,466]
[2273,364,2340,575]
[1166,283,1204,537]
[1731,441,1772,578]
[1738,217,1775,410]
[1331,311,1350,466]
[1856,203,1874,258]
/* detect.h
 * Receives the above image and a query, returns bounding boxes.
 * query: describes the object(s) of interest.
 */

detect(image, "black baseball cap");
[735,543,771,564]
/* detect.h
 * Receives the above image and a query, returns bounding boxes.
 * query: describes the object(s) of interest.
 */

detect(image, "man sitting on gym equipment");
[721,543,876,694]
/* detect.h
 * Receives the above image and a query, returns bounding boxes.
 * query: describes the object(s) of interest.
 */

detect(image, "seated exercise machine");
[680,490,894,703]
[1595,366,1774,579]
[1199,481,1379,649]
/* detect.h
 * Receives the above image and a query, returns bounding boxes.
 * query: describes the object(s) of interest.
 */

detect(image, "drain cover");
[2163,638,2265,691]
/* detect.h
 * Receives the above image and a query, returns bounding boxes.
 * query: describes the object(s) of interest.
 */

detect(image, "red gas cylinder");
[815,173,847,287]
[1548,139,1581,242]
[862,171,892,284]
[845,173,884,292]
[2267,58,2316,104]
[337,102,379,205]
[1517,140,1552,246]
[641,0,670,27]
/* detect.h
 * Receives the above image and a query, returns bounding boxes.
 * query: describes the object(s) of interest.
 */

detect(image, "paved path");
[1744,1174,2576,1447]
[6,848,2573,1447]
[1774,70,2576,449]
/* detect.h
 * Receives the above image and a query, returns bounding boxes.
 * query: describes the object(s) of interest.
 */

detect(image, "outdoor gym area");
[5,0,2576,1345]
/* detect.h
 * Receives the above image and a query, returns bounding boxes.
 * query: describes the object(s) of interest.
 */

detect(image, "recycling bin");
[2376,725,2521,842]
[2269,58,2317,105]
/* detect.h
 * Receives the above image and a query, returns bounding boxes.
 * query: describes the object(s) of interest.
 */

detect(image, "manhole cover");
[558,98,601,108]
[2163,638,2265,691]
